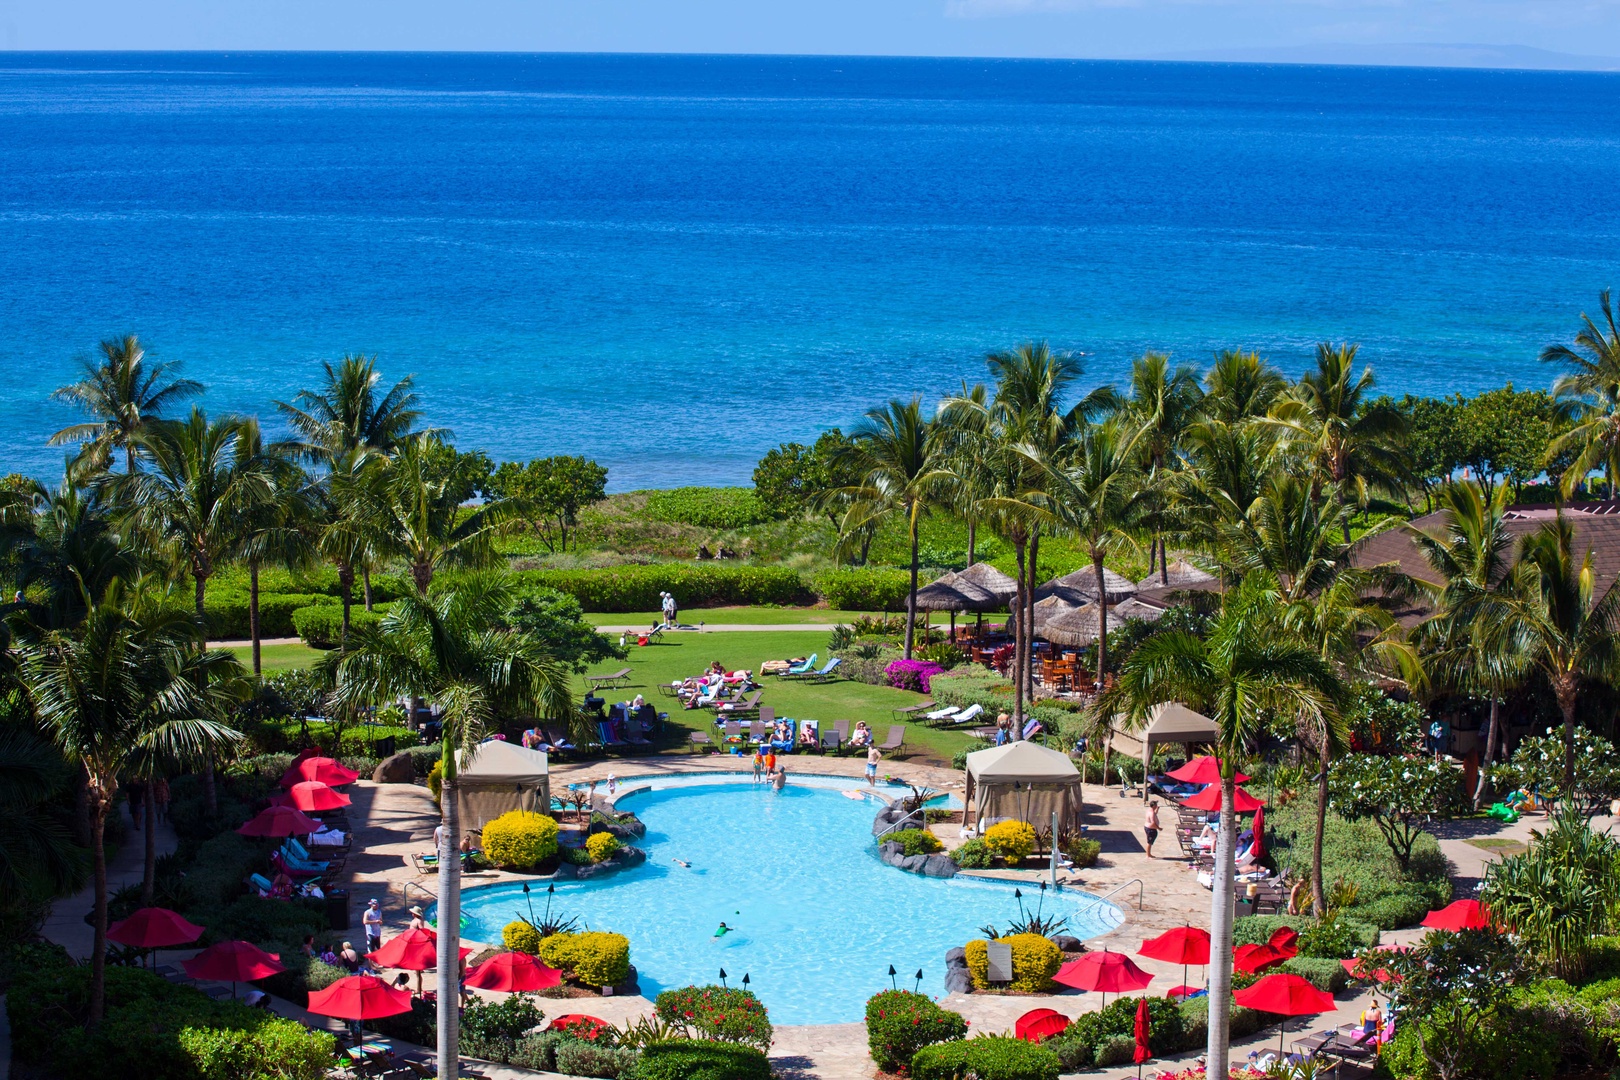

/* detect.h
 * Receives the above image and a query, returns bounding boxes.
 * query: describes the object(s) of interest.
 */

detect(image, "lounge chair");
[828,720,850,754]
[587,667,633,690]
[757,706,775,728]
[876,725,907,753]
[715,690,763,716]
[820,729,842,754]
[597,720,628,750]
[893,701,936,722]
[780,654,817,677]
[623,719,652,748]
[748,721,770,745]
[721,720,743,744]
[805,658,842,683]
[249,872,277,895]
[924,705,961,723]
[946,703,985,726]
[689,730,713,749]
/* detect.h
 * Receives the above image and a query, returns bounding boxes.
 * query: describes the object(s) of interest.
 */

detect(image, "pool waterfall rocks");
[446,771,1123,1027]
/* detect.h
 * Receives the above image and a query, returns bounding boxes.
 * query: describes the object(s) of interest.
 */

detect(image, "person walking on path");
[866,745,881,786]
[152,776,170,822]
[662,591,678,627]
[362,898,383,954]
[1144,800,1161,859]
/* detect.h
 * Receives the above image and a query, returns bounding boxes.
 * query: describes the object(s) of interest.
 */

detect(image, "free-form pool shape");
[457,773,1122,1025]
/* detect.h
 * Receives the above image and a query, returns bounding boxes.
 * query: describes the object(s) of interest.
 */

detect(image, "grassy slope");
[584,607,961,626]
[220,641,325,672]
[576,630,979,769]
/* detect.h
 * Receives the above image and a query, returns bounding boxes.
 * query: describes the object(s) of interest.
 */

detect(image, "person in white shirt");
[362,899,383,954]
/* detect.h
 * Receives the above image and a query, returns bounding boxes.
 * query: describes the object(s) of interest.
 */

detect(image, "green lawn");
[576,630,980,768]
[584,607,968,627]
[220,641,326,673]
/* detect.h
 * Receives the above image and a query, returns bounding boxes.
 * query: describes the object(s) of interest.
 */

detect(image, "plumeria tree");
[1370,928,1527,1080]
[1488,728,1620,818]
[1327,753,1465,871]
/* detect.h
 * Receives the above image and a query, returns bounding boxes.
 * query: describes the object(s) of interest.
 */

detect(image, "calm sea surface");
[3,52,1619,487]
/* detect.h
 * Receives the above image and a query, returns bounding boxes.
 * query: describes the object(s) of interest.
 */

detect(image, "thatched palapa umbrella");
[1040,598,1169,649]
[914,571,1000,640]
[949,562,1018,638]
[1036,567,1138,605]
[1136,559,1216,590]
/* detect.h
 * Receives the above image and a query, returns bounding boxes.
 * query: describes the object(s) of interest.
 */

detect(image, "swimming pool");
[459,774,1121,1024]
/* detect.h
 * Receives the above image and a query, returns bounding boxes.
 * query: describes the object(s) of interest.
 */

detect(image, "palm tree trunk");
[141,783,157,906]
[1312,743,1329,918]
[1026,530,1040,706]
[904,514,920,660]
[1207,774,1238,1077]
[1159,538,1169,586]
[363,566,374,612]
[249,562,262,677]
[1012,538,1027,727]
[437,768,462,1079]
[1475,698,1501,810]
[194,573,217,815]
[1557,677,1579,789]
[1093,551,1110,681]
[967,520,976,567]
[89,793,108,1026]
[338,563,354,646]
[412,562,432,596]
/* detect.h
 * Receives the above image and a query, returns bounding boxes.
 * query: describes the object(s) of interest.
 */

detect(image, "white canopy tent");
[1107,702,1221,799]
[454,740,552,836]
[963,740,1084,834]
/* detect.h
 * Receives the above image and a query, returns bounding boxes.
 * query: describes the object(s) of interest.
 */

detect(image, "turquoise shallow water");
[457,775,1120,1024]
[2,53,1619,486]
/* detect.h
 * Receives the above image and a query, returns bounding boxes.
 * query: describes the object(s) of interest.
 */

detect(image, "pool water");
[459,775,1121,1024]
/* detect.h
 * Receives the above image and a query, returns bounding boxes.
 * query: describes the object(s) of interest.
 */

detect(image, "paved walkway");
[42,804,178,960]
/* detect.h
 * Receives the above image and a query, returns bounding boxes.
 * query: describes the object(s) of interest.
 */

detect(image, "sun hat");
[409,905,425,917]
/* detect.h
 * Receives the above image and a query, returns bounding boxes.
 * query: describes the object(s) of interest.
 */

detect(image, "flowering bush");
[654,985,773,1051]
[1150,1069,1268,1080]
[1327,753,1464,871]
[885,658,946,694]
[1489,727,1620,817]
[482,809,560,869]
[585,832,622,863]
[864,990,967,1073]
[964,933,1062,993]
[983,820,1038,862]
[503,919,543,954]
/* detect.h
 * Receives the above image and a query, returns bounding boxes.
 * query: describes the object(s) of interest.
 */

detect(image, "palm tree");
[1098,573,1344,1076]
[237,438,316,676]
[1223,476,1359,603]
[8,481,137,630]
[328,577,572,1080]
[276,354,426,459]
[20,587,242,1025]
[373,435,510,595]
[1408,481,1524,805]
[1201,349,1286,424]
[1542,290,1620,498]
[313,448,386,642]
[1114,353,1202,582]
[1028,419,1154,680]
[1476,515,1620,787]
[49,335,203,475]
[0,727,86,924]
[1265,343,1407,541]
[835,399,947,660]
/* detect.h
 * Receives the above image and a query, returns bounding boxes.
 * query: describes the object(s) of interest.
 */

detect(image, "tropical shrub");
[201,591,335,640]
[624,1039,772,1080]
[951,838,994,868]
[463,992,545,1043]
[643,487,773,529]
[1297,918,1363,959]
[1374,927,1532,1080]
[1045,995,1187,1071]
[1062,837,1101,869]
[886,828,943,857]
[963,933,1062,993]
[586,831,623,863]
[505,919,544,954]
[1490,727,1620,818]
[983,820,1037,863]
[914,640,963,670]
[910,1034,1061,1080]
[520,565,807,612]
[1327,753,1465,871]
[540,930,632,988]
[654,985,773,1050]
[864,989,968,1072]
[482,809,561,869]
[885,658,947,694]
[556,1041,641,1079]
[509,1031,571,1071]
[1278,957,1350,993]
[811,567,916,612]
[290,602,389,648]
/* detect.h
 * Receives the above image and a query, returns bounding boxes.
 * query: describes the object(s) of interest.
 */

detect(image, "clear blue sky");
[0,0,1617,61]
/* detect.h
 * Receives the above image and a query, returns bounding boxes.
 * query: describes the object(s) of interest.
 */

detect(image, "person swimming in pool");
[714,922,731,937]
[673,858,691,868]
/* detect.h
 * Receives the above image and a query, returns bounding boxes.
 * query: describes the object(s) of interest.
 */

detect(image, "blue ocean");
[2,52,1619,488]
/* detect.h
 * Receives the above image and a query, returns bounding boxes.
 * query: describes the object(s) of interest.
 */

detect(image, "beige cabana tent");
[454,740,552,836]
[1107,702,1220,798]
[964,740,1084,834]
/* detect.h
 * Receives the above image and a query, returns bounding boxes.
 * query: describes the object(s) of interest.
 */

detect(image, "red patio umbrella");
[1267,927,1299,956]
[308,974,415,1021]
[280,756,360,789]
[237,804,321,837]
[1421,899,1492,932]
[366,928,471,995]
[1250,805,1266,861]
[1233,973,1337,1056]
[1165,985,1202,1000]
[1181,783,1265,813]
[1233,943,1290,974]
[1341,957,1396,984]
[549,1015,611,1040]
[1167,756,1250,786]
[1053,950,1153,1008]
[285,780,352,812]
[1138,926,1210,992]
[1014,1008,1071,1043]
[182,940,285,996]
[466,951,564,993]
[1133,997,1152,1069]
[107,907,204,970]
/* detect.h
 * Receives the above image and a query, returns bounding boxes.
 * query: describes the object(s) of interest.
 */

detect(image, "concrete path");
[41,803,177,960]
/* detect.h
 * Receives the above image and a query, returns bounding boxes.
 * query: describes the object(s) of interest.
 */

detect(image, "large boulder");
[1052,935,1084,953]
[899,854,929,873]
[598,815,647,840]
[944,968,974,994]
[921,854,957,878]
[372,753,415,784]
[945,947,967,967]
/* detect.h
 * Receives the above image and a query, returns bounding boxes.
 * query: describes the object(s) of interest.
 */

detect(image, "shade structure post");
[1051,811,1059,887]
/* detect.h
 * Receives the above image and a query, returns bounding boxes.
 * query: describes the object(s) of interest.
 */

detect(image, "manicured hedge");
[291,602,391,648]
[518,565,809,612]
[200,591,335,639]
[811,567,917,611]
[625,1039,772,1080]
[911,1035,1061,1080]
[655,985,774,1050]
[643,487,774,529]
[865,990,967,1073]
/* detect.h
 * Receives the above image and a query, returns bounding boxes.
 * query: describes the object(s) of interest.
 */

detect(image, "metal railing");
[1079,877,1145,912]
[401,881,437,909]
[874,804,924,840]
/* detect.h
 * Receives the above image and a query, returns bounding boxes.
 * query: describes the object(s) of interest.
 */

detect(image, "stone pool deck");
[334,754,1387,1078]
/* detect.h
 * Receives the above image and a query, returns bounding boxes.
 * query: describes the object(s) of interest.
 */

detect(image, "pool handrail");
[1083,877,1144,911]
